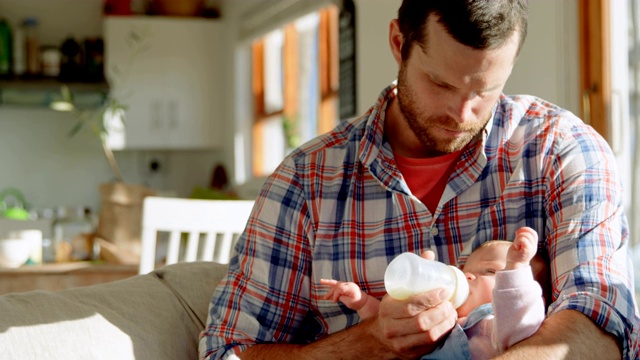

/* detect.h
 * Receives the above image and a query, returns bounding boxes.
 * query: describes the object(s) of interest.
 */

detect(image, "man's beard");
[396,64,487,155]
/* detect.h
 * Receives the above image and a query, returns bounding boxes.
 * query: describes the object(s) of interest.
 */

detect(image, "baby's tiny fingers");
[320,278,338,285]
[323,288,338,301]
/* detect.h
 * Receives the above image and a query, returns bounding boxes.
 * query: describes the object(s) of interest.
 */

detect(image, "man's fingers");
[381,298,455,337]
[377,300,457,356]
[380,289,448,318]
[389,309,457,352]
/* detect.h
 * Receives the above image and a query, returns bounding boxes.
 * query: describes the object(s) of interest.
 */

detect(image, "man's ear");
[389,19,404,66]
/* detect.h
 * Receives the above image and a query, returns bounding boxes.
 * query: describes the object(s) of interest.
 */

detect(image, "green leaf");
[68,119,86,137]
[60,85,73,102]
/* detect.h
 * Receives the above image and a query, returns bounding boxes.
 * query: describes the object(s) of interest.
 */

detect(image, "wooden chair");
[138,196,254,274]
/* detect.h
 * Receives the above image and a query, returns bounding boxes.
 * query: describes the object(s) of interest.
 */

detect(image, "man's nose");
[448,96,475,124]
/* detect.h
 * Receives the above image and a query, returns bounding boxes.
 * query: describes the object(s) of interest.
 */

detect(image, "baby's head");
[456,241,511,317]
[455,240,549,317]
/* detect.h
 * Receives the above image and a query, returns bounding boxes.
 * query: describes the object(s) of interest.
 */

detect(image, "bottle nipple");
[447,265,469,309]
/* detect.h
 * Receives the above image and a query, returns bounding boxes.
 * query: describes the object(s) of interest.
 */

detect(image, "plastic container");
[384,252,469,308]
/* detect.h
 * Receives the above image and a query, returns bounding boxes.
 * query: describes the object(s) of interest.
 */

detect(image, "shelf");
[0,78,110,110]
[0,78,109,92]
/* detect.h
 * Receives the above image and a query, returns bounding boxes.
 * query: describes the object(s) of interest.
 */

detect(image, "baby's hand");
[320,279,367,311]
[505,227,539,270]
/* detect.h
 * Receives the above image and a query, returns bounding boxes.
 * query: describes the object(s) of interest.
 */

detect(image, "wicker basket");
[96,182,156,261]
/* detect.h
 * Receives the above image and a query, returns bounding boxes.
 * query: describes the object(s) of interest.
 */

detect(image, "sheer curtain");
[628,0,640,301]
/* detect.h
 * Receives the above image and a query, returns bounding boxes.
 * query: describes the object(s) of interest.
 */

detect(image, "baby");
[321,227,546,359]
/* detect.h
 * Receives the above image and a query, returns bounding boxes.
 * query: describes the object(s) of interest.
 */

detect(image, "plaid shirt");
[200,84,640,359]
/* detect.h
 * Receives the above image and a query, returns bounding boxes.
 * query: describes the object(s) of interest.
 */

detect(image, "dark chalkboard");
[339,0,357,120]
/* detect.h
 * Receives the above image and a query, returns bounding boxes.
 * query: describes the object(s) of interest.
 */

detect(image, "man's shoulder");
[494,94,610,153]
[499,94,572,120]
[496,94,587,132]
[288,113,370,161]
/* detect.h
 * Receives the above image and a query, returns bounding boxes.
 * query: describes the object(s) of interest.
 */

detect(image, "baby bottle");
[384,252,469,308]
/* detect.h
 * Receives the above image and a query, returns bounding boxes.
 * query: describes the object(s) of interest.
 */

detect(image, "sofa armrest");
[0,261,228,360]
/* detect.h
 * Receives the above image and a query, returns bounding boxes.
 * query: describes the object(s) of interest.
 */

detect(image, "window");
[250,5,340,177]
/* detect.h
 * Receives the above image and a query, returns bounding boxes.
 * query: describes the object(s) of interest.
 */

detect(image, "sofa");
[0,261,227,360]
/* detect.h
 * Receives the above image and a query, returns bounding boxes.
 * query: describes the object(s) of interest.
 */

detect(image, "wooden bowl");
[153,0,202,17]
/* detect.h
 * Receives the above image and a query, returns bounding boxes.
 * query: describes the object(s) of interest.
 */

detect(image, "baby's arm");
[492,227,545,352]
[505,227,539,270]
[320,279,380,319]
[491,266,545,352]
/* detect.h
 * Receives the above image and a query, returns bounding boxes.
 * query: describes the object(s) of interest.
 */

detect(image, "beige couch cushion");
[0,261,228,360]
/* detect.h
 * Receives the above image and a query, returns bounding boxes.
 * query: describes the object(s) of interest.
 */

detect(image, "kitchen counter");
[0,262,138,295]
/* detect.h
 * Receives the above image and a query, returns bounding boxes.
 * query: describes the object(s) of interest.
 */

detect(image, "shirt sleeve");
[491,266,545,352]
[199,156,315,360]
[544,123,639,359]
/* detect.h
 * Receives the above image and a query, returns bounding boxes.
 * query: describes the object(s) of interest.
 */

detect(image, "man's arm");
[495,309,621,359]
[237,290,458,360]
[237,320,387,360]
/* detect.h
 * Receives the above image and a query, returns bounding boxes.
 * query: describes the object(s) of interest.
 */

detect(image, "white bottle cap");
[448,265,469,309]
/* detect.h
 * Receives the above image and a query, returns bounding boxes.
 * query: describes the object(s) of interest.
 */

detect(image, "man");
[200,1,639,359]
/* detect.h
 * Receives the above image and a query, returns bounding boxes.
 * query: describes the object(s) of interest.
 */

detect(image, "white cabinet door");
[104,16,224,150]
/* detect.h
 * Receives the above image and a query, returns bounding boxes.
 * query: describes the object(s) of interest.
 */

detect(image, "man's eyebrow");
[427,72,456,88]
[427,71,503,93]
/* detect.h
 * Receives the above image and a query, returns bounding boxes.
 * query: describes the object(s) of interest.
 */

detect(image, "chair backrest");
[138,196,255,274]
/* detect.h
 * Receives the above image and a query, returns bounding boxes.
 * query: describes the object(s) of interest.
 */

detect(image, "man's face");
[395,15,520,155]
[456,244,509,317]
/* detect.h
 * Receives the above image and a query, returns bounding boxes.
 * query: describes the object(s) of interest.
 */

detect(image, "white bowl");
[0,238,31,268]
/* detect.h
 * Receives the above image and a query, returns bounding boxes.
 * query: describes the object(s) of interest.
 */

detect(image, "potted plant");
[59,27,156,263]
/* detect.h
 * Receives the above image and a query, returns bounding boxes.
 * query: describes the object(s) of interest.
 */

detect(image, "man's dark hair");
[397,0,528,61]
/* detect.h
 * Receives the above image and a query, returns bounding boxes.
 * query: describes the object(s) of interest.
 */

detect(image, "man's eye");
[429,78,451,90]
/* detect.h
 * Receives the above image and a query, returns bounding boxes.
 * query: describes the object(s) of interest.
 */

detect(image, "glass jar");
[22,17,40,77]
[39,208,56,263]
[52,206,95,262]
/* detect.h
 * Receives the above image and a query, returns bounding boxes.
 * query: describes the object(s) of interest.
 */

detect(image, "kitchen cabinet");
[104,16,224,150]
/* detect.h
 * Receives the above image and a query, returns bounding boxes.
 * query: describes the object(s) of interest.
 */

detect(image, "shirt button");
[431,227,438,236]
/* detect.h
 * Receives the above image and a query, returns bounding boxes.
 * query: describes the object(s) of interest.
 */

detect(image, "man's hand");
[370,284,458,358]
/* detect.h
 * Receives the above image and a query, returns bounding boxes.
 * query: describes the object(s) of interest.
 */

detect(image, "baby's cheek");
[478,278,496,304]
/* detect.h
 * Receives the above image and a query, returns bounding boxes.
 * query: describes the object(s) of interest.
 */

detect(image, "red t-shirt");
[394,150,464,214]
